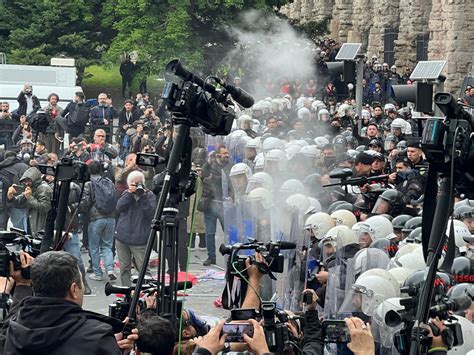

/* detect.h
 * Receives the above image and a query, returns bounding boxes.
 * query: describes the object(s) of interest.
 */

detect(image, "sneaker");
[86,266,93,274]
[80,246,88,254]
[89,274,103,281]
[84,285,92,295]
[108,272,117,281]
[202,258,216,266]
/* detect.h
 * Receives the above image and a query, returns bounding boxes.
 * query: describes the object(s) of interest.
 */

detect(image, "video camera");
[0,228,42,278]
[219,239,296,280]
[323,168,389,188]
[230,301,302,353]
[105,278,193,321]
[37,157,89,182]
[384,284,468,352]
[162,59,254,136]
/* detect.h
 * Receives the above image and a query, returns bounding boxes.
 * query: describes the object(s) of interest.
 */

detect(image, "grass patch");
[82,65,165,106]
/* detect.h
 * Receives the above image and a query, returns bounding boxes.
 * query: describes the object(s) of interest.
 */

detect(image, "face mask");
[324,156,336,168]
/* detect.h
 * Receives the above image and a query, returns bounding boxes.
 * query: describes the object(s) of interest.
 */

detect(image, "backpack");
[91,177,117,215]
[68,103,90,126]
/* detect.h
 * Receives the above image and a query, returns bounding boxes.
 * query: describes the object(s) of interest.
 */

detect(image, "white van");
[0,61,83,111]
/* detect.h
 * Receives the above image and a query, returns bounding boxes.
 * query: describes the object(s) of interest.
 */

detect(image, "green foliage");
[0,0,113,83]
[0,0,293,79]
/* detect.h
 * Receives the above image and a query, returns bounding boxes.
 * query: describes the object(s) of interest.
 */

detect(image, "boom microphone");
[430,295,472,315]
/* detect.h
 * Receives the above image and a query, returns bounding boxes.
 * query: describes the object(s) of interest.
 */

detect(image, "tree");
[103,0,291,77]
[0,0,114,84]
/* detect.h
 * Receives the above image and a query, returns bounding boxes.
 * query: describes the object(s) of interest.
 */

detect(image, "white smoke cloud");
[225,10,318,100]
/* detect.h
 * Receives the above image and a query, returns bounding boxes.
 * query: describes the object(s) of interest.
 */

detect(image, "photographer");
[12,117,32,147]
[0,150,28,230]
[7,166,53,234]
[115,170,156,286]
[16,85,40,117]
[1,251,138,354]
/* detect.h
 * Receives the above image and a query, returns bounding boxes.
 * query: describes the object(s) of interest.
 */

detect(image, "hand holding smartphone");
[221,322,254,342]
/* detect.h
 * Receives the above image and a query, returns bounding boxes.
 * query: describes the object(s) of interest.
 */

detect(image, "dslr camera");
[0,228,42,278]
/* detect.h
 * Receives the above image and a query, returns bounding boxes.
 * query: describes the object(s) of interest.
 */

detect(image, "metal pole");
[355,57,364,136]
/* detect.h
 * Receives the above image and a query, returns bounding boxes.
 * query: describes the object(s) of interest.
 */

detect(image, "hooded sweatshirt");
[4,297,121,355]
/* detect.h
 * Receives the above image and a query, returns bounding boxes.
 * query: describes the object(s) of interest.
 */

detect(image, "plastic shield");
[225,130,248,164]
[345,248,391,289]
[271,206,306,312]
[323,237,360,320]
[242,198,272,244]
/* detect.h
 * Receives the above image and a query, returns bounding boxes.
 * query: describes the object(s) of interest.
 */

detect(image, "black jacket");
[301,309,325,355]
[118,108,141,132]
[16,92,40,117]
[4,296,121,355]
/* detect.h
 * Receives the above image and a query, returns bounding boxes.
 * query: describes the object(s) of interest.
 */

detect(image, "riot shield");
[345,248,391,290]
[270,205,306,312]
[323,236,359,320]
[225,130,248,164]
[222,171,243,245]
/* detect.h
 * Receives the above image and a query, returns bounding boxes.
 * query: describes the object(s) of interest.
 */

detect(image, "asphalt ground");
[83,231,230,320]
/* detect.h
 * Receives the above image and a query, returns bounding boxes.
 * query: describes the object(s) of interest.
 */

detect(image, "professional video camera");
[219,239,297,280]
[162,59,254,136]
[37,157,89,182]
[384,279,469,353]
[105,278,193,321]
[0,228,42,278]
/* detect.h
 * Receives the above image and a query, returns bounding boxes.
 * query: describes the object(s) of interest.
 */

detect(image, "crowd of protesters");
[0,36,473,354]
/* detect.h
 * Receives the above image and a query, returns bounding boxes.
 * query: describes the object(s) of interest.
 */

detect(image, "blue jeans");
[9,208,28,232]
[64,232,87,282]
[204,202,225,260]
[88,218,115,277]
[64,232,85,270]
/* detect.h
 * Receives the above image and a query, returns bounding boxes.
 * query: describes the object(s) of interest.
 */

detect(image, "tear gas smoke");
[225,10,318,100]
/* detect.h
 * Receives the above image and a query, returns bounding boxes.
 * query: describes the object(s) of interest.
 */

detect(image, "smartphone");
[322,320,351,343]
[222,322,254,342]
[11,184,24,196]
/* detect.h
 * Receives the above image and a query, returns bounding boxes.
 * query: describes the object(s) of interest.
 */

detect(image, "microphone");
[430,295,472,315]
[217,80,255,108]
[278,241,297,250]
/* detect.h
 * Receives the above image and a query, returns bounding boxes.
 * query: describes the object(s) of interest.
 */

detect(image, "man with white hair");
[115,170,156,286]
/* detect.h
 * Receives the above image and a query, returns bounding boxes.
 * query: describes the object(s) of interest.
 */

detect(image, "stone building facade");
[280,0,473,94]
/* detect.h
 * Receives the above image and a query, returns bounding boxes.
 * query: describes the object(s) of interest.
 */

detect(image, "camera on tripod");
[219,239,296,279]
[0,228,42,278]
[105,277,193,321]
[162,59,254,136]
[37,157,90,182]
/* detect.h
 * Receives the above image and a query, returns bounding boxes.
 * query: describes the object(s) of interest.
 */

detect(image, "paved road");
[83,233,230,320]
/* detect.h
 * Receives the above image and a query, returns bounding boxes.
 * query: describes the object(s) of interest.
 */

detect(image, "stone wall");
[280,0,474,94]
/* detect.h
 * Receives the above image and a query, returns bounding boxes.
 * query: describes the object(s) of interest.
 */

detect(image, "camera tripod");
[127,118,193,324]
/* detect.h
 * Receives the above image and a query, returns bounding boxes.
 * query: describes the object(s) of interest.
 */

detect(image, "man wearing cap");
[353,152,374,177]
[370,152,386,176]
[388,156,423,205]
[368,139,383,153]
[406,141,425,169]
